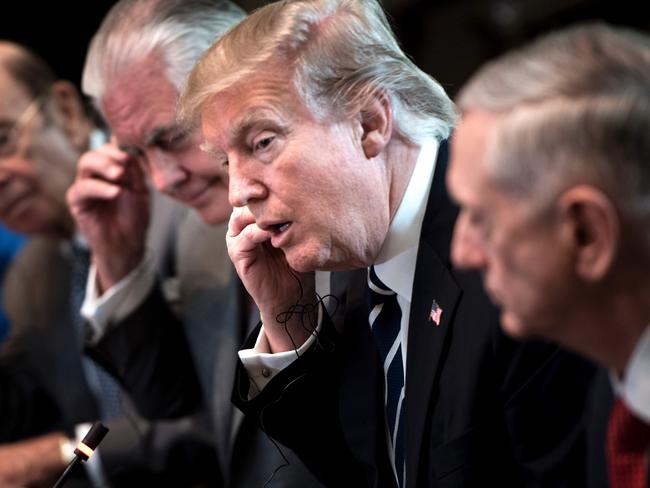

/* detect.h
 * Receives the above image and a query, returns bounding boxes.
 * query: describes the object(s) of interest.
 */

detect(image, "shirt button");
[261,368,270,378]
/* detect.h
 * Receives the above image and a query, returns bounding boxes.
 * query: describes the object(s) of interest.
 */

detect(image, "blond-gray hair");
[82,0,245,103]
[458,23,650,220]
[179,0,457,144]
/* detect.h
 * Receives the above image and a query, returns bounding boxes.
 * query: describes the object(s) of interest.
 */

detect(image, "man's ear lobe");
[559,186,619,281]
[49,80,90,151]
[360,93,393,158]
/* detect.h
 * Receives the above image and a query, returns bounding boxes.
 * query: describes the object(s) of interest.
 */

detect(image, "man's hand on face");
[66,139,150,293]
[227,206,317,353]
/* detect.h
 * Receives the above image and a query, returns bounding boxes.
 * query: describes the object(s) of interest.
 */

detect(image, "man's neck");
[385,138,422,224]
[560,289,650,373]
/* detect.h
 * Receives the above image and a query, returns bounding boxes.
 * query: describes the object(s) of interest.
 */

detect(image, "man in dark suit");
[0,363,59,443]
[447,24,650,488]
[67,0,324,486]
[176,0,596,486]
[0,40,211,488]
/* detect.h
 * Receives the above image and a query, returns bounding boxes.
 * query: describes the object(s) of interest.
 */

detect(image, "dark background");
[1,0,648,99]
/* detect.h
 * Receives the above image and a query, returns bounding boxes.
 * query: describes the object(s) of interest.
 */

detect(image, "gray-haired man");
[176,1,596,486]
[448,23,650,488]
[67,0,323,486]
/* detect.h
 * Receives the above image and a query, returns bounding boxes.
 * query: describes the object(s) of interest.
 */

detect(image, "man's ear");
[359,92,393,159]
[558,185,619,281]
[48,80,91,152]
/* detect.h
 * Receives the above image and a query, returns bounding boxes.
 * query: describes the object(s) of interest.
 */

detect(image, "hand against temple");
[227,206,316,353]
[66,140,150,292]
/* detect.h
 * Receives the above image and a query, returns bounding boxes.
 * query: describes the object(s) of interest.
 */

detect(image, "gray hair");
[458,23,650,221]
[82,0,246,103]
[179,0,458,144]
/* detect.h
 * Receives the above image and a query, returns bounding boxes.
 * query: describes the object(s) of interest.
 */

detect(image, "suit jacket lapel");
[405,140,463,486]
[337,269,385,485]
[405,243,460,485]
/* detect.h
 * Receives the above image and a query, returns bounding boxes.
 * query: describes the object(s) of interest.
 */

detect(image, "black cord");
[52,456,82,488]
[261,271,340,486]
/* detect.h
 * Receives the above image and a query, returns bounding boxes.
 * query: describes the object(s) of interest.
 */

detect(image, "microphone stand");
[52,422,109,488]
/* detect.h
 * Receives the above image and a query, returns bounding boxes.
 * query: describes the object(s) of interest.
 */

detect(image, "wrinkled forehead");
[199,70,313,148]
[0,67,32,118]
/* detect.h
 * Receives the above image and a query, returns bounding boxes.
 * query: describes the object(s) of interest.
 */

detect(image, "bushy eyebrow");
[229,107,289,144]
[145,124,185,146]
[200,106,288,156]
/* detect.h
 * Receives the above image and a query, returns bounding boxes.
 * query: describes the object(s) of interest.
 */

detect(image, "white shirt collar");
[89,128,108,150]
[373,138,439,302]
[612,324,650,423]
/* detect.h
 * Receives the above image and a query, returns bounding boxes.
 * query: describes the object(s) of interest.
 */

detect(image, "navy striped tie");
[368,265,406,487]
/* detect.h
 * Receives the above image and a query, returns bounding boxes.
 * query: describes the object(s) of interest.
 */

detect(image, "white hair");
[179,0,458,144]
[82,0,246,102]
[458,23,650,222]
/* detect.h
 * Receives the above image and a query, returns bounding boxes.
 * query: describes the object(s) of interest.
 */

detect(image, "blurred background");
[1,0,649,100]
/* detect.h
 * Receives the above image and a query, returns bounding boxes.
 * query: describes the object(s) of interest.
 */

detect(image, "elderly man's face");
[448,110,577,339]
[0,69,77,236]
[102,56,231,225]
[200,70,390,272]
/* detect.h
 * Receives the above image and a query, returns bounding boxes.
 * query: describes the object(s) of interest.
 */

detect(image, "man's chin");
[283,246,327,274]
[500,310,533,341]
[196,205,231,227]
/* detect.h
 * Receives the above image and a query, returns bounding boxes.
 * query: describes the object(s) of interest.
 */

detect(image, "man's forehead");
[200,84,296,148]
[448,112,503,205]
[0,67,31,117]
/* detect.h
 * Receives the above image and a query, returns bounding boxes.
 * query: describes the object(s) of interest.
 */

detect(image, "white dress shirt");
[239,138,440,393]
[611,324,650,424]
[81,252,157,343]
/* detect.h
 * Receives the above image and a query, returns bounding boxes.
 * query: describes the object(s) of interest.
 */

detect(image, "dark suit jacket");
[1,194,217,487]
[0,360,59,442]
[88,211,325,488]
[231,140,596,487]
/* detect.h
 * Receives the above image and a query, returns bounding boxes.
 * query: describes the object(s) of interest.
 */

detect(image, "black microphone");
[52,422,109,488]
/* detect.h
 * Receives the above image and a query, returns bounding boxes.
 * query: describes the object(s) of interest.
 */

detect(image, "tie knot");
[368,265,394,295]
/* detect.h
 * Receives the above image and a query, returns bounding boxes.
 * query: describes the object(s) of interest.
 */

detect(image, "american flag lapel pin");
[429,299,442,326]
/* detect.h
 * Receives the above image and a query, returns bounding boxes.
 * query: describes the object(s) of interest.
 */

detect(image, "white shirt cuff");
[612,324,650,424]
[238,307,323,397]
[81,251,156,344]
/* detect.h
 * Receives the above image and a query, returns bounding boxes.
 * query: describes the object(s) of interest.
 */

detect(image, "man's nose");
[227,157,267,207]
[451,212,487,270]
[148,152,187,195]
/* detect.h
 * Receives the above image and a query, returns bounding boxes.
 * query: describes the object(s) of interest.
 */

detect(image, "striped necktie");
[368,265,406,487]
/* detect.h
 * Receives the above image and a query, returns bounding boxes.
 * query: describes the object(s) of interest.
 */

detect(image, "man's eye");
[158,132,188,151]
[0,131,14,156]
[254,136,274,152]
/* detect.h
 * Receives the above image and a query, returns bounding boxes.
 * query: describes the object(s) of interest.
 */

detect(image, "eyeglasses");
[0,96,45,159]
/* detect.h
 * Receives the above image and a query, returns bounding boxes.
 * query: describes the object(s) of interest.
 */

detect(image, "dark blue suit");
[233,140,596,487]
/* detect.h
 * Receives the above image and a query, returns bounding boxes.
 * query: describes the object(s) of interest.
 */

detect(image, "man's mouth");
[267,221,293,248]
[273,222,291,233]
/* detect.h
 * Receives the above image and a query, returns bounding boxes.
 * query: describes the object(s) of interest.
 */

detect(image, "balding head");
[0,41,57,101]
[0,40,92,238]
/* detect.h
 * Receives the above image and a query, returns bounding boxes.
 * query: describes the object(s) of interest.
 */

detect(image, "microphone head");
[74,422,109,461]
[81,422,109,450]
